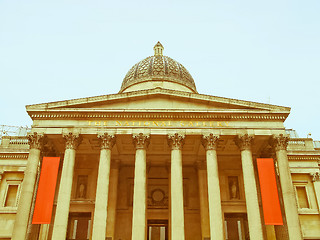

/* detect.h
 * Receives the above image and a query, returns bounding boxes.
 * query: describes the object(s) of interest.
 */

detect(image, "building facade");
[0,42,320,240]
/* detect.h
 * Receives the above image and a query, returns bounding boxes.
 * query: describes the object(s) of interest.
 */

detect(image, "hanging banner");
[32,157,60,224]
[257,158,283,225]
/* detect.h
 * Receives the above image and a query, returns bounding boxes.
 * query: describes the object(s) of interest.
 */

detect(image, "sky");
[0,0,319,140]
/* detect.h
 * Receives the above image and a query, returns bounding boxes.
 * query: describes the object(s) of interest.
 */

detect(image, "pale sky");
[0,0,319,140]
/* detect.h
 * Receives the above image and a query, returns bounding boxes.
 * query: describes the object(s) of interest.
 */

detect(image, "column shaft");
[171,148,185,240]
[132,148,147,240]
[241,149,264,240]
[92,148,112,239]
[106,165,120,239]
[131,133,149,240]
[235,134,264,240]
[276,149,302,240]
[51,148,76,240]
[206,149,224,240]
[12,133,43,240]
[168,133,185,240]
[197,166,210,238]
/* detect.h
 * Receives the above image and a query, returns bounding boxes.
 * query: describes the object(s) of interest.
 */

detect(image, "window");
[5,185,18,207]
[3,181,21,208]
[296,186,309,209]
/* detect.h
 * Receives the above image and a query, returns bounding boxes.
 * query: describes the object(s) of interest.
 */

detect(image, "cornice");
[26,88,290,112]
[27,111,288,121]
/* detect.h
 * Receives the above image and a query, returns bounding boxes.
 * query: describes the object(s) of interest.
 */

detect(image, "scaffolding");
[0,125,31,139]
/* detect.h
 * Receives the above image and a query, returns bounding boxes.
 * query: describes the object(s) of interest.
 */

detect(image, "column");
[196,161,210,239]
[311,172,320,210]
[12,132,44,240]
[202,134,224,240]
[38,224,50,240]
[92,133,115,240]
[235,134,264,240]
[270,134,303,240]
[131,133,150,240]
[52,133,82,240]
[168,133,185,240]
[106,160,120,239]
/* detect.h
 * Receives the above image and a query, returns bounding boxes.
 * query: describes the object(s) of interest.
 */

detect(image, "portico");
[10,42,306,240]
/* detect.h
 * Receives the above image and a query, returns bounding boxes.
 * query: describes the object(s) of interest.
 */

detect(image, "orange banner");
[32,157,60,224]
[257,158,283,225]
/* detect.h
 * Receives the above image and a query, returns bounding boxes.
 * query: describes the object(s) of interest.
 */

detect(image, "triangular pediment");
[26,88,290,120]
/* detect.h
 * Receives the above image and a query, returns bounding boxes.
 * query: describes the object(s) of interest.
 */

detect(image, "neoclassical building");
[0,42,320,240]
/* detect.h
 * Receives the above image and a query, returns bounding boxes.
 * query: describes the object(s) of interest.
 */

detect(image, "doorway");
[224,213,249,240]
[147,220,168,240]
[67,212,91,240]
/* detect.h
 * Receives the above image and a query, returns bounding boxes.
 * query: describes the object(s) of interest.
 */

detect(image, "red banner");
[257,158,283,225]
[32,157,60,224]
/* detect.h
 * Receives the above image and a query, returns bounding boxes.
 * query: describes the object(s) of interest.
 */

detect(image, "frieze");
[88,120,230,128]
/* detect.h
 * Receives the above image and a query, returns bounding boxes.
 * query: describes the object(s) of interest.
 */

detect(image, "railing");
[9,137,29,145]
[314,141,320,149]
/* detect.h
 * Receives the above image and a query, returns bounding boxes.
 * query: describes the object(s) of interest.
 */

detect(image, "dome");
[119,42,197,93]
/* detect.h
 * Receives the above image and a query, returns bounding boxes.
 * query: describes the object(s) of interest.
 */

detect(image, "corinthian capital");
[202,133,219,150]
[310,172,320,182]
[28,132,45,150]
[234,134,254,151]
[168,133,185,150]
[270,134,289,151]
[98,133,115,150]
[63,132,82,150]
[133,133,150,149]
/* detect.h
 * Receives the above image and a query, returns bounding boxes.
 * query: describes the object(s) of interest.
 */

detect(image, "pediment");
[26,88,290,119]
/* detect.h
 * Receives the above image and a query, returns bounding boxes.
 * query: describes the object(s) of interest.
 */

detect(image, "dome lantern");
[154,41,164,56]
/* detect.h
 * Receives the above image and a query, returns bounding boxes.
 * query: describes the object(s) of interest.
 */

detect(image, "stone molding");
[202,133,219,150]
[270,134,289,151]
[310,172,320,182]
[63,132,82,150]
[98,133,115,150]
[133,133,150,150]
[167,133,185,150]
[27,87,289,112]
[27,132,45,150]
[28,112,287,121]
[234,134,254,151]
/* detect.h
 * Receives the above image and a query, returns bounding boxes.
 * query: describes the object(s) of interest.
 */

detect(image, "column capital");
[63,132,82,150]
[133,133,150,149]
[28,132,45,150]
[202,133,219,150]
[234,134,254,151]
[98,133,115,150]
[0,170,4,181]
[310,172,320,182]
[270,134,289,151]
[168,133,185,150]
